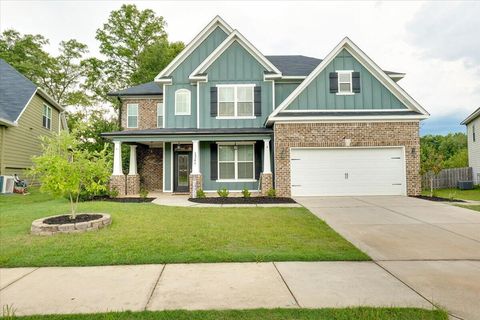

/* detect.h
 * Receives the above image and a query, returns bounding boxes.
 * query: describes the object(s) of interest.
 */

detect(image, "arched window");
[175,89,191,115]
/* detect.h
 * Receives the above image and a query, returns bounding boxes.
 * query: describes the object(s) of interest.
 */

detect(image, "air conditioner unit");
[0,176,15,194]
[458,180,474,190]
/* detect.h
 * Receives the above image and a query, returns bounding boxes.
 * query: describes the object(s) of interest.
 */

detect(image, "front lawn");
[421,187,480,201]
[11,308,448,320]
[0,189,368,267]
[458,205,480,213]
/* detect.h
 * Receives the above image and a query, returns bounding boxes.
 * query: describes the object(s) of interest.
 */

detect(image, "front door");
[174,152,191,193]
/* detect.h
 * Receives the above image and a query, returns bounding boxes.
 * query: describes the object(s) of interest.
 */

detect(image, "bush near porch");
[0,188,368,267]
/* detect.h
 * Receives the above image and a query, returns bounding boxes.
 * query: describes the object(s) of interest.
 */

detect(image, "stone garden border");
[31,214,111,236]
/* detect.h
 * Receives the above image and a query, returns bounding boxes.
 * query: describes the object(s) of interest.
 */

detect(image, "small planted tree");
[30,130,111,219]
[420,145,444,197]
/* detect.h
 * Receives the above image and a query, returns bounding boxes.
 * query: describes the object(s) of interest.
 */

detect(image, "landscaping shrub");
[267,188,276,198]
[217,188,229,198]
[241,187,251,198]
[139,187,149,199]
[196,188,206,198]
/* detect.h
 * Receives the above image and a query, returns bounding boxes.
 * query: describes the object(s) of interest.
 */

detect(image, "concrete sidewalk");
[0,261,433,316]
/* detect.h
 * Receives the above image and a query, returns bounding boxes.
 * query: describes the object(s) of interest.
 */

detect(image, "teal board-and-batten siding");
[199,41,273,128]
[286,49,407,110]
[274,82,301,107]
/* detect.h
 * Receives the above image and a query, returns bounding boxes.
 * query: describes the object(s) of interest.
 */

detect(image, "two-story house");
[461,107,480,184]
[0,59,68,179]
[103,16,429,197]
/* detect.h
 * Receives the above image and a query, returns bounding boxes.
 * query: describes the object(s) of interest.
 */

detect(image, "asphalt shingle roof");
[265,55,322,76]
[0,59,37,123]
[108,81,163,97]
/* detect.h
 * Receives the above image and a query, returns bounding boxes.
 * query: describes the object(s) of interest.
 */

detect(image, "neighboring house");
[0,59,68,178]
[461,107,480,184]
[103,16,429,197]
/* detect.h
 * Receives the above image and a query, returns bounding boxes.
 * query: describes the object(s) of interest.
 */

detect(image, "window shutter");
[210,143,218,180]
[329,72,338,93]
[210,87,218,117]
[254,142,262,180]
[254,86,262,116]
[352,72,361,93]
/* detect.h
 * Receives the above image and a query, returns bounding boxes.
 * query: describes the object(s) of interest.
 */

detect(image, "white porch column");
[113,141,123,175]
[192,140,200,174]
[263,139,271,174]
[128,145,138,175]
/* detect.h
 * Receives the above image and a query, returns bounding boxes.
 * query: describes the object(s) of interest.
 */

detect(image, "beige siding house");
[462,107,480,184]
[0,59,67,178]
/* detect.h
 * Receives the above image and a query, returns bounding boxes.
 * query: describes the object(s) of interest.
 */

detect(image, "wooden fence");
[421,167,473,190]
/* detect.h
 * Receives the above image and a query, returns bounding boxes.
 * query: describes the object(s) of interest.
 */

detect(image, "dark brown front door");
[174,152,191,192]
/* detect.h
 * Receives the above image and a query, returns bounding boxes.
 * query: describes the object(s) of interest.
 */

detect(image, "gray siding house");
[461,107,480,184]
[103,16,429,197]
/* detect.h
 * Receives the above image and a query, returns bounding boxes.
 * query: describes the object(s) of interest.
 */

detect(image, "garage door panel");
[290,148,405,196]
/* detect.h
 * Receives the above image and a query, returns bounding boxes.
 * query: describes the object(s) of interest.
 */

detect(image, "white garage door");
[290,147,406,196]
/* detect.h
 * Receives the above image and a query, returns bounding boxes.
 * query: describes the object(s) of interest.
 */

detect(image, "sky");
[1,0,479,135]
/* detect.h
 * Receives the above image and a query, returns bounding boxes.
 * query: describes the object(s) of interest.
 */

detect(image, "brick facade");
[121,98,162,130]
[260,172,273,196]
[273,122,421,197]
[109,175,126,196]
[126,174,140,195]
[137,145,163,191]
[189,174,203,198]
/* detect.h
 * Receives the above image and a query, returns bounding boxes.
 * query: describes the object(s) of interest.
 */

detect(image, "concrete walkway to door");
[295,196,480,320]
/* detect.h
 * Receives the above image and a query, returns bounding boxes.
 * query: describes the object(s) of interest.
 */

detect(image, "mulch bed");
[43,214,103,225]
[413,195,466,203]
[189,197,296,204]
[91,196,155,203]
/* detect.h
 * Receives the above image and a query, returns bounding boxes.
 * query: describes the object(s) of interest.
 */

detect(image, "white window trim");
[216,142,256,182]
[126,103,139,128]
[336,70,354,96]
[216,84,256,119]
[175,89,191,115]
[42,104,52,130]
[157,102,164,128]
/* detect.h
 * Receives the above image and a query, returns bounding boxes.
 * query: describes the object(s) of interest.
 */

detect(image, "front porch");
[103,128,274,197]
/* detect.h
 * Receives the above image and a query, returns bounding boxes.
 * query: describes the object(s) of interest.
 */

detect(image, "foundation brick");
[109,175,126,196]
[189,174,203,198]
[260,172,273,196]
[126,174,140,195]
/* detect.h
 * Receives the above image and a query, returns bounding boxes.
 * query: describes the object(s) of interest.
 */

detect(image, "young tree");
[30,131,111,218]
[420,145,444,197]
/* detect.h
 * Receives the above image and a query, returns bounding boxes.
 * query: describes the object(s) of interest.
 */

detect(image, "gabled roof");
[266,55,322,77]
[189,30,282,81]
[108,81,162,97]
[0,59,37,125]
[461,107,480,125]
[267,37,429,125]
[154,16,233,82]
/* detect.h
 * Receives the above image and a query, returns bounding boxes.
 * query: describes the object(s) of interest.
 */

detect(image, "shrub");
[196,188,206,198]
[267,188,276,198]
[217,188,229,198]
[109,187,119,199]
[139,187,149,199]
[241,187,251,198]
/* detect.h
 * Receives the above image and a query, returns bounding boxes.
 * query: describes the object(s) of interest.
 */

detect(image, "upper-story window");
[42,104,52,130]
[127,104,138,128]
[157,102,164,128]
[473,124,476,142]
[175,89,191,115]
[337,71,353,94]
[217,84,254,118]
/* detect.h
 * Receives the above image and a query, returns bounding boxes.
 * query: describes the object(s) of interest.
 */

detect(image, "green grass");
[0,189,368,267]
[9,308,448,320]
[458,205,480,213]
[421,187,480,201]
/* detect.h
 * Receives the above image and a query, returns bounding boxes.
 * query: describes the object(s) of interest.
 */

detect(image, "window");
[218,85,254,118]
[127,104,138,128]
[157,103,164,128]
[337,71,353,95]
[42,104,52,130]
[175,89,191,115]
[218,144,255,181]
[473,124,476,142]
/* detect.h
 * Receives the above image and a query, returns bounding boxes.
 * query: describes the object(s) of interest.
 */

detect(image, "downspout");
[0,126,5,175]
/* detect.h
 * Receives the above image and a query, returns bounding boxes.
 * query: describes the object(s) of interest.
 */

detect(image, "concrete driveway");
[296,196,480,320]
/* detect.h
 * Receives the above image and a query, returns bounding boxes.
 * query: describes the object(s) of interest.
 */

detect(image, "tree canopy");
[420,133,468,169]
